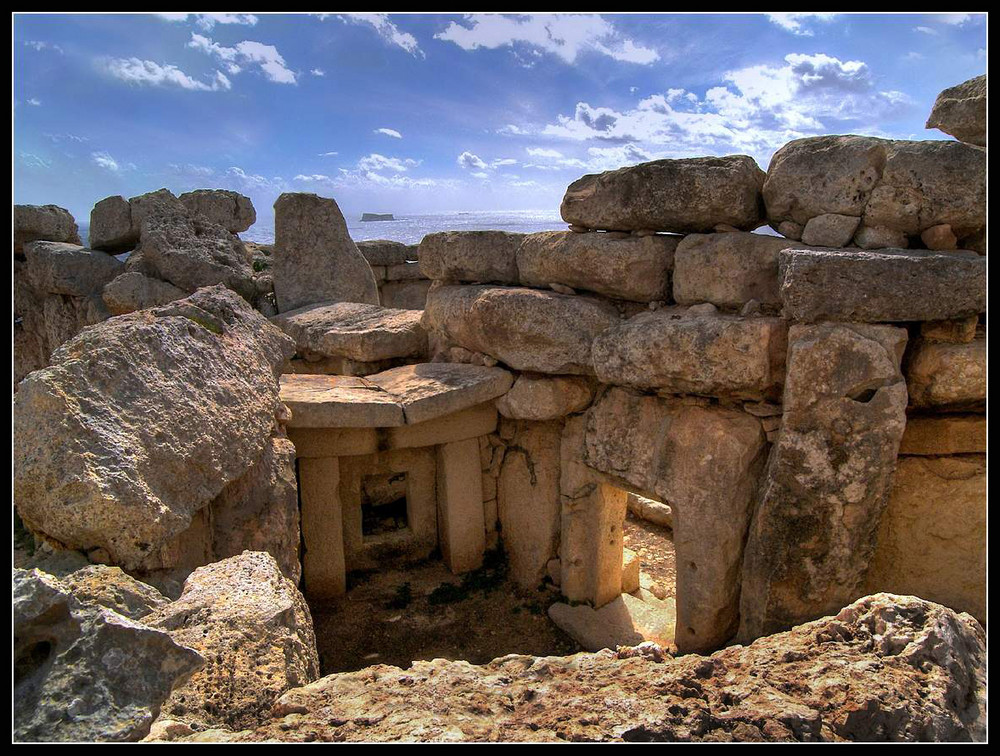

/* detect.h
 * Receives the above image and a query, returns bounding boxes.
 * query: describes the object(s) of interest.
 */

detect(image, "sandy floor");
[311,515,677,675]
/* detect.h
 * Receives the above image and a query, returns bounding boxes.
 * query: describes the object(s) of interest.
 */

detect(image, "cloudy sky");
[14,13,987,225]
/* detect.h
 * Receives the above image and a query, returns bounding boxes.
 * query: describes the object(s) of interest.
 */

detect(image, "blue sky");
[14,13,987,226]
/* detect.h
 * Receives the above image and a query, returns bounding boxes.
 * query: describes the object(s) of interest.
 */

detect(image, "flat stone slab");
[280,375,405,429]
[779,247,985,322]
[281,363,513,429]
[272,301,426,362]
[366,363,513,425]
[548,591,676,652]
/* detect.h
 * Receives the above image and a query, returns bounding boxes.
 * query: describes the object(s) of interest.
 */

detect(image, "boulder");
[779,248,986,323]
[14,204,81,257]
[144,552,319,731]
[418,230,522,284]
[763,136,985,249]
[423,284,620,374]
[592,310,787,401]
[357,239,418,267]
[194,594,986,742]
[24,241,124,297]
[272,301,427,363]
[740,323,908,641]
[13,568,203,742]
[496,374,594,420]
[179,189,256,233]
[800,213,860,247]
[272,193,379,312]
[905,332,986,410]
[59,564,171,620]
[102,271,188,315]
[517,230,677,302]
[926,75,986,147]
[13,285,295,570]
[561,155,765,233]
[89,189,187,252]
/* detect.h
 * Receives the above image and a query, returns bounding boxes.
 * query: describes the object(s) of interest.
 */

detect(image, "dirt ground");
[311,515,677,676]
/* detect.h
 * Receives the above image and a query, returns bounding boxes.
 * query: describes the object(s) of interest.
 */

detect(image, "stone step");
[548,591,676,652]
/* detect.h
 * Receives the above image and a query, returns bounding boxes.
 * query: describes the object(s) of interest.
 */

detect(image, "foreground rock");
[179,594,985,742]
[517,231,677,302]
[13,286,294,569]
[13,568,203,742]
[179,189,256,233]
[272,193,379,312]
[779,248,985,323]
[102,271,188,315]
[925,75,986,147]
[144,552,319,731]
[14,204,81,256]
[423,284,620,374]
[561,156,765,233]
[740,324,908,640]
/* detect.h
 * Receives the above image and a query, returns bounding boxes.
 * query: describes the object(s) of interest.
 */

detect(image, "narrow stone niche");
[360,472,410,542]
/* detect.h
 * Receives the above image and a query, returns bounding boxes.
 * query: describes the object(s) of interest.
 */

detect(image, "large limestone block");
[739,323,908,641]
[182,593,986,743]
[517,230,677,302]
[584,388,766,652]
[357,239,418,267]
[145,552,319,731]
[13,286,295,569]
[926,75,986,147]
[866,456,986,623]
[763,136,985,248]
[272,301,427,362]
[899,414,985,455]
[14,204,81,256]
[178,189,256,233]
[423,284,620,374]
[280,374,406,428]
[592,310,787,401]
[13,568,203,742]
[298,457,346,599]
[272,193,379,312]
[906,333,986,410]
[24,241,124,297]
[673,232,801,309]
[366,362,514,425]
[89,189,187,252]
[560,155,765,233]
[498,421,562,589]
[497,374,594,420]
[436,439,487,574]
[548,592,676,652]
[779,248,986,323]
[102,271,188,315]
[418,230,522,284]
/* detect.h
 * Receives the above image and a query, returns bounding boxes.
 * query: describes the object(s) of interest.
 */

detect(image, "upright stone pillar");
[436,439,486,573]
[298,456,346,599]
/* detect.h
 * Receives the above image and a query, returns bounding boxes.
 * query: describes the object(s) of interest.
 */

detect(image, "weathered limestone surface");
[517,230,677,302]
[497,421,563,589]
[58,564,170,620]
[13,568,203,742]
[584,388,766,653]
[626,492,673,529]
[866,456,986,623]
[905,333,986,410]
[14,286,295,569]
[926,75,986,147]
[592,311,787,401]
[779,248,986,323]
[186,594,987,742]
[272,193,379,312]
[25,241,124,297]
[800,213,860,247]
[144,552,319,731]
[102,271,188,315]
[763,136,985,249]
[280,374,406,428]
[740,323,908,641]
[548,591,676,651]
[561,156,765,233]
[437,439,487,573]
[899,414,985,455]
[497,374,593,420]
[380,279,432,310]
[298,457,346,599]
[89,189,187,252]
[418,230,522,284]
[14,204,81,256]
[179,189,256,233]
[272,301,427,362]
[423,284,620,374]
[357,239,418,267]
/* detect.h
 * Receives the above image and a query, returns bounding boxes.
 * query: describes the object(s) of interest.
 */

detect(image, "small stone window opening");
[361,472,409,540]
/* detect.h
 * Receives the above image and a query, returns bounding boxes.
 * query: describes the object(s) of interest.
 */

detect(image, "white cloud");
[435,14,659,65]
[188,33,297,84]
[319,151,339,157]
[294,173,331,182]
[24,40,63,53]
[526,147,564,158]
[311,68,325,76]
[457,151,488,170]
[914,26,938,35]
[339,14,423,57]
[158,13,258,31]
[19,152,52,169]
[765,13,838,36]
[27,98,42,106]
[375,127,403,139]
[91,151,135,172]
[104,57,231,91]
[357,153,419,172]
